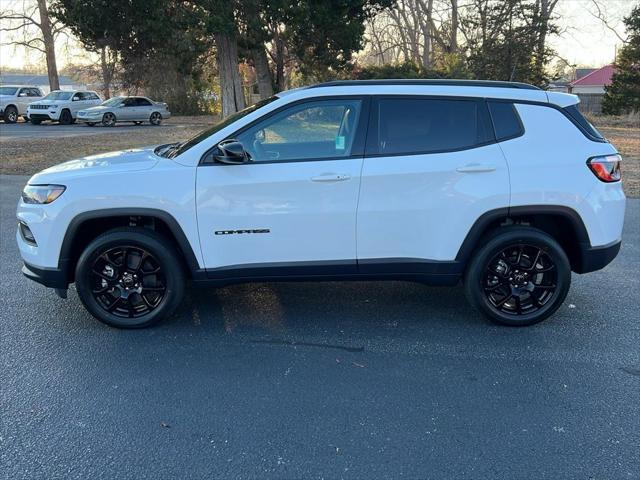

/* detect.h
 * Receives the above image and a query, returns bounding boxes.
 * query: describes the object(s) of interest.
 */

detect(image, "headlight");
[21,184,66,204]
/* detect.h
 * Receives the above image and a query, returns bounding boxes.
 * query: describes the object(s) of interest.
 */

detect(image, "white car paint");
[26,90,102,122]
[17,81,625,281]
[0,85,43,120]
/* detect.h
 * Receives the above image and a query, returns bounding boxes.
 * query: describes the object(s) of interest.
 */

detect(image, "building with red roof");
[569,64,616,95]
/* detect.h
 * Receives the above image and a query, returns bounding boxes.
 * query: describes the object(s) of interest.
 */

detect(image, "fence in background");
[576,94,604,114]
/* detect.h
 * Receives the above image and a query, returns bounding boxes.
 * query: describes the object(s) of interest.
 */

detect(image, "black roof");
[308,79,541,90]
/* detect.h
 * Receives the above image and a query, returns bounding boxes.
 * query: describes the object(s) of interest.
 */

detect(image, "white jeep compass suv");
[27,90,102,124]
[17,80,625,328]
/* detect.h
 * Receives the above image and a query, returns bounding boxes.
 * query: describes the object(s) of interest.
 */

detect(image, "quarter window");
[236,99,363,162]
[374,98,493,155]
[488,102,524,140]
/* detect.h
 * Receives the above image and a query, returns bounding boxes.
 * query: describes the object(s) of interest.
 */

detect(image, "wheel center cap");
[514,272,528,283]
[122,272,135,287]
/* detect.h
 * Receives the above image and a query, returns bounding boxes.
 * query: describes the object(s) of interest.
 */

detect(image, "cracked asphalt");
[1,174,639,479]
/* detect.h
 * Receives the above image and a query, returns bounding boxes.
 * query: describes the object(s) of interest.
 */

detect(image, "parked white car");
[77,96,171,127]
[0,85,43,123]
[16,80,625,328]
[27,90,102,125]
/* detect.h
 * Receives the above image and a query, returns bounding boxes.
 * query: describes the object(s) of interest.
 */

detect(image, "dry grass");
[589,114,640,197]
[0,113,638,197]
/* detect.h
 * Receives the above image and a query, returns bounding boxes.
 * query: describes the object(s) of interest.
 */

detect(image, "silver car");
[77,96,171,127]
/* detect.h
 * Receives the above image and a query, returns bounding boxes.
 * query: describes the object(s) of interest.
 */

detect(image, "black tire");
[464,226,571,326]
[4,105,18,123]
[149,112,162,125]
[30,118,42,125]
[59,109,73,125]
[75,228,185,328]
[102,112,116,127]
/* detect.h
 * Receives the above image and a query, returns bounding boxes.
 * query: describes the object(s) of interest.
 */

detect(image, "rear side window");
[136,98,152,106]
[488,102,524,141]
[563,104,605,141]
[374,98,493,155]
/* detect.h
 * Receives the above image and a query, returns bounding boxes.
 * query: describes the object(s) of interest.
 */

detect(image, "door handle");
[311,173,351,182]
[456,163,496,173]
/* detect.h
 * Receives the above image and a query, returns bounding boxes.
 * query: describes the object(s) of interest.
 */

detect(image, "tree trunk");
[99,46,113,99]
[36,0,59,91]
[215,31,246,117]
[450,0,458,52]
[252,47,274,99]
[274,32,286,92]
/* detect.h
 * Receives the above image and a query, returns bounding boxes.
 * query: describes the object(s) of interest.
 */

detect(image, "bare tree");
[0,0,63,90]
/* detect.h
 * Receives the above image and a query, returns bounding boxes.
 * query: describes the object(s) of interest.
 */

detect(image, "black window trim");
[199,95,372,166]
[365,94,497,158]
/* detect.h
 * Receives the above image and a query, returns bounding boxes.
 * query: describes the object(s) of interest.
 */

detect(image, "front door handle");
[456,163,496,173]
[311,173,351,183]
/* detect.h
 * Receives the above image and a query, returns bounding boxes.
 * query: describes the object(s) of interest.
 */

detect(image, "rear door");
[196,96,369,275]
[134,97,153,120]
[356,95,510,272]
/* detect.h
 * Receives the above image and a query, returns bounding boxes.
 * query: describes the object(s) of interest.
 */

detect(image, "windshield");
[101,97,124,106]
[43,91,73,101]
[0,87,19,95]
[161,96,279,159]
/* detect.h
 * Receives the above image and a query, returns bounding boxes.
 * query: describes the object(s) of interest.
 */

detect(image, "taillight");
[587,154,622,182]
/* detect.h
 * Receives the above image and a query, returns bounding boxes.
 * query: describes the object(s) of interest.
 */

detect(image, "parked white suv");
[27,90,102,124]
[17,80,625,328]
[0,85,43,123]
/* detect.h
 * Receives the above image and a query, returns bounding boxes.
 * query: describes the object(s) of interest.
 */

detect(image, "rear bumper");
[575,240,621,274]
[22,261,68,289]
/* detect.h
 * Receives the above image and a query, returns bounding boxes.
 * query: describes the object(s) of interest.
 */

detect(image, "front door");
[196,97,369,276]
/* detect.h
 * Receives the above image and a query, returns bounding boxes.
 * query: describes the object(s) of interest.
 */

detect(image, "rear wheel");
[75,228,185,328]
[149,112,162,125]
[464,227,571,326]
[101,112,116,127]
[59,109,73,125]
[4,105,18,123]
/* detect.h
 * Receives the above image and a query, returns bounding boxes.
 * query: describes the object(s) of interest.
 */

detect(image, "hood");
[28,147,160,184]
[79,105,110,113]
[29,99,71,107]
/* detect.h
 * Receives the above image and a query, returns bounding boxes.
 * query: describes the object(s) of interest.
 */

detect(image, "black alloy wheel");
[75,228,185,328]
[464,227,571,326]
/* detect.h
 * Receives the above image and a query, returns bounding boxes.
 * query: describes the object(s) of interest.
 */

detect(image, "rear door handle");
[311,173,351,183]
[456,163,496,173]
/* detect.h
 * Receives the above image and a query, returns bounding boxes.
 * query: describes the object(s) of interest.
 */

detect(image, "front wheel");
[59,109,73,125]
[75,228,185,328]
[102,112,116,127]
[149,112,162,125]
[464,227,571,326]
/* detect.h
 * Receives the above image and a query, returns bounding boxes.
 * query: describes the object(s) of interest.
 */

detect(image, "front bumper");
[27,111,60,121]
[22,261,68,289]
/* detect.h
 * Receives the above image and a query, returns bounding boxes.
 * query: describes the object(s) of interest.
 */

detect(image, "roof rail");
[308,79,541,91]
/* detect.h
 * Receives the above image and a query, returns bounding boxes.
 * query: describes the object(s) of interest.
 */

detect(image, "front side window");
[122,98,137,107]
[102,97,124,106]
[236,99,362,162]
[374,97,493,155]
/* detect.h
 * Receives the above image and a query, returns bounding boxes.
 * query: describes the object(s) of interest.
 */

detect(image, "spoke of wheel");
[142,286,164,292]
[100,254,119,269]
[107,297,122,312]
[534,284,556,289]
[514,295,522,314]
[133,252,149,273]
[92,285,110,294]
[526,249,542,271]
[495,293,512,308]
[516,245,524,266]
[488,266,507,278]
[485,281,509,292]
[535,265,555,273]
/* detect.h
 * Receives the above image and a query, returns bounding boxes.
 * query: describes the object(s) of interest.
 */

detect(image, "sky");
[0,0,635,72]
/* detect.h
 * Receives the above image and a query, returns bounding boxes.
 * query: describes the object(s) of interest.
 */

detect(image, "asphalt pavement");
[1,174,639,479]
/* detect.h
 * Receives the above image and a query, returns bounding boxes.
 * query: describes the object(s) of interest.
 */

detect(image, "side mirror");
[214,139,249,165]
[19,92,28,97]
[72,97,80,101]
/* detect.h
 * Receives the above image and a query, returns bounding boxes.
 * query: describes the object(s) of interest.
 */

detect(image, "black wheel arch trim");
[455,205,616,273]
[58,208,203,282]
